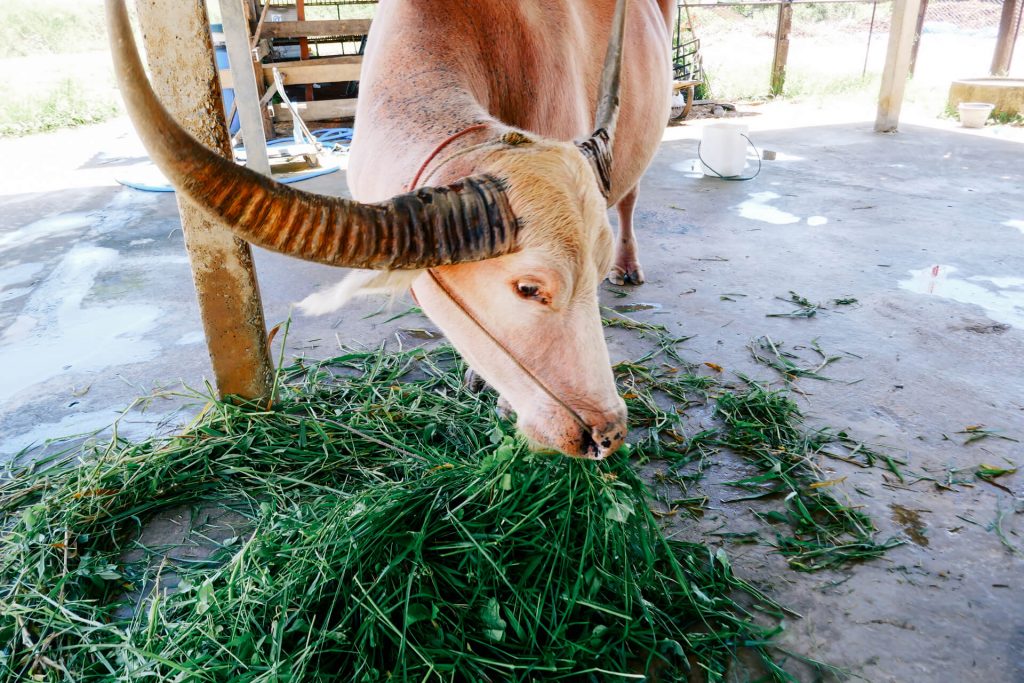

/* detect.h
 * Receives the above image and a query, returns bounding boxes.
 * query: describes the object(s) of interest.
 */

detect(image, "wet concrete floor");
[1,105,1022,681]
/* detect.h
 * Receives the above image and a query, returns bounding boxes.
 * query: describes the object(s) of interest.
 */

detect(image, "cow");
[105,0,675,460]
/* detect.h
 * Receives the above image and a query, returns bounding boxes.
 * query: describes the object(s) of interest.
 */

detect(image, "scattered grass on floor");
[1,345,828,682]
[1,314,904,680]
[716,385,903,571]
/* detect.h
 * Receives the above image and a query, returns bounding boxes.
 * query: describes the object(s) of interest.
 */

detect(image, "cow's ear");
[297,270,422,315]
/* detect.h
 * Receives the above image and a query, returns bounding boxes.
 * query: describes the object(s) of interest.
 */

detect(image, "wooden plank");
[261,19,372,39]
[991,0,1021,76]
[221,57,363,88]
[134,0,273,401]
[908,0,929,77]
[272,98,358,121]
[770,0,793,95]
[875,0,923,133]
[221,0,272,173]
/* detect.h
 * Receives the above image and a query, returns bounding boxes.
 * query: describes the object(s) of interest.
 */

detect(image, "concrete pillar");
[875,0,924,133]
[134,0,274,401]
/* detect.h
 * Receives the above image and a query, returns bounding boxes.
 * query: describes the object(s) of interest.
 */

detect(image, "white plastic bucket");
[700,123,750,177]
[958,102,994,129]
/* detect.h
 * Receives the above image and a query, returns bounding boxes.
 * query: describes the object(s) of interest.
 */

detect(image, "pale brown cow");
[105,0,675,459]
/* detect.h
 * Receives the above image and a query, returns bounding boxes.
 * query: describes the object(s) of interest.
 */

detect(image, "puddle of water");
[736,191,801,225]
[670,159,705,178]
[0,246,162,405]
[400,328,444,340]
[0,214,92,254]
[0,262,45,290]
[0,288,32,304]
[612,303,664,313]
[898,264,1024,330]
[890,503,929,547]
[176,331,206,346]
[1005,219,1024,235]
[0,408,178,459]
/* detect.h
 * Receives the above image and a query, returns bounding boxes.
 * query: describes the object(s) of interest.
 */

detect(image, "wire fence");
[678,0,1022,106]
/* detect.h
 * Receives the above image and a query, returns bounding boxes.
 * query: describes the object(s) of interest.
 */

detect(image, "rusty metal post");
[134,0,274,400]
[770,0,794,96]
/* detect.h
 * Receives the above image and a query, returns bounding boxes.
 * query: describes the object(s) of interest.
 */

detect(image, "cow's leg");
[608,186,645,286]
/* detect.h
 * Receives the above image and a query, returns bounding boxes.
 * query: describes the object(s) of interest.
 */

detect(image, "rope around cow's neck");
[410,125,595,445]
[406,123,492,191]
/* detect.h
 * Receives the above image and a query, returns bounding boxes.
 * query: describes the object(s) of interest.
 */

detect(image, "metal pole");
[220,0,272,174]
[134,0,273,401]
[863,0,879,77]
[908,0,929,77]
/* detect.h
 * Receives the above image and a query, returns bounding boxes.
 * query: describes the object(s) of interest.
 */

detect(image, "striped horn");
[578,0,628,200]
[105,0,518,270]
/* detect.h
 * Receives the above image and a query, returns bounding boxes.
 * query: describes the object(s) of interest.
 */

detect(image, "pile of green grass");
[2,315,902,680]
[1,345,816,682]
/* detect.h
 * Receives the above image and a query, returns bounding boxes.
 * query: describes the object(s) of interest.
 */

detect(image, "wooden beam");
[133,0,273,401]
[770,0,793,96]
[272,98,358,122]
[221,56,363,88]
[991,0,1021,76]
[260,19,372,39]
[221,0,271,173]
[875,0,923,133]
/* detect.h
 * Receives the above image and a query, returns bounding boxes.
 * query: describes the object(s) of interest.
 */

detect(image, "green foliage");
[0,0,108,57]
[0,77,121,137]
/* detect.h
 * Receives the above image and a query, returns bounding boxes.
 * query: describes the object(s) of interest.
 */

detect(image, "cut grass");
[716,385,902,571]
[1,319,899,680]
[1,346,815,682]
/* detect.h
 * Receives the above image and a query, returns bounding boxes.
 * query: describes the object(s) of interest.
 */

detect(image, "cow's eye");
[516,283,540,298]
[515,282,549,304]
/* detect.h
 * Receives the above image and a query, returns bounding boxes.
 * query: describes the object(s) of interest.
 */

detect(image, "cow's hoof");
[463,368,488,394]
[608,265,645,286]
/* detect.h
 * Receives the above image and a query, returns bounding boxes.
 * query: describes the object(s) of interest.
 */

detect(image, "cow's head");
[105,0,629,459]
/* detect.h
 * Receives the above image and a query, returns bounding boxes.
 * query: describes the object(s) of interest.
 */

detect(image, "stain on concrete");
[612,302,663,313]
[899,264,1024,329]
[890,503,930,547]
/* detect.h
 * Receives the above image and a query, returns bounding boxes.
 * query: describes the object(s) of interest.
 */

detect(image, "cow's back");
[349,0,673,204]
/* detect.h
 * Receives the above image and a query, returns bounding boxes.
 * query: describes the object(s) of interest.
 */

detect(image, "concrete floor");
[1,104,1022,681]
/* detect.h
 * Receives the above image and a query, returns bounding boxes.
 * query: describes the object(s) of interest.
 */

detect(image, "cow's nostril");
[580,429,600,459]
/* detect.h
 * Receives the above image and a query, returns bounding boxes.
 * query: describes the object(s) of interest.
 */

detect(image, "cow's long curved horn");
[578,0,628,200]
[105,0,517,270]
